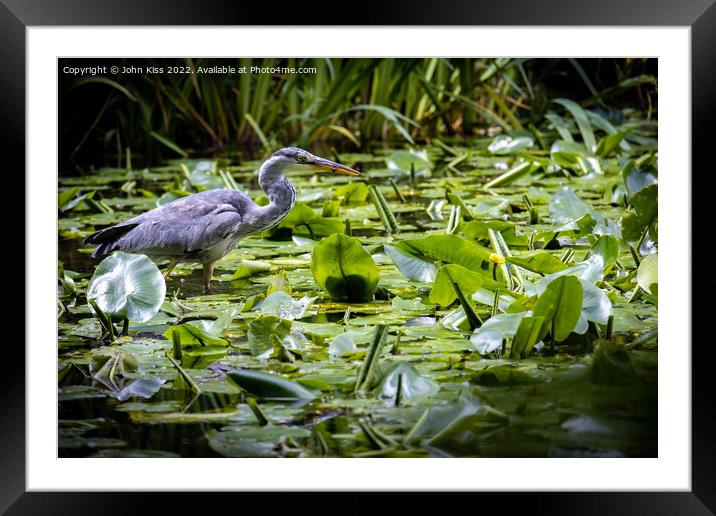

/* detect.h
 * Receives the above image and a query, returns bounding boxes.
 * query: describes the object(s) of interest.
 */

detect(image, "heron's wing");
[94,199,244,259]
[122,202,243,256]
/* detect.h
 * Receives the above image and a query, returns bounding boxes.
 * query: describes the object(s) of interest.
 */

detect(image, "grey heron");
[84,147,360,292]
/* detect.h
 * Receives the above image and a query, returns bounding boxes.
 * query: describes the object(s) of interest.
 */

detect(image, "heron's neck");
[254,158,297,228]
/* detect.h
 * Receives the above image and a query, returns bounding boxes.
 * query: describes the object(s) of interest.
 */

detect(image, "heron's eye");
[296,154,310,162]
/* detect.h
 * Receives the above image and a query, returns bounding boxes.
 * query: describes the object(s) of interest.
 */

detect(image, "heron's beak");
[312,156,360,176]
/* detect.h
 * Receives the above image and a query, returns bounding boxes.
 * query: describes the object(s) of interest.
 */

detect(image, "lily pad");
[637,253,658,296]
[227,369,318,400]
[311,233,379,301]
[164,308,236,346]
[247,316,292,356]
[487,134,534,155]
[532,275,583,342]
[384,244,437,282]
[373,362,439,401]
[86,252,166,323]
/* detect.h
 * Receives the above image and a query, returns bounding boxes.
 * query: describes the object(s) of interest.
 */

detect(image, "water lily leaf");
[227,369,317,400]
[530,255,604,290]
[333,181,369,203]
[297,217,346,238]
[276,202,344,237]
[248,316,292,356]
[264,334,299,363]
[406,393,507,446]
[637,253,658,296]
[181,346,228,369]
[247,315,291,356]
[430,264,499,308]
[391,296,434,314]
[208,425,311,457]
[509,315,545,358]
[267,270,292,295]
[461,220,527,247]
[328,333,357,358]
[622,160,658,199]
[532,275,583,342]
[373,362,439,401]
[188,161,224,190]
[470,363,549,385]
[487,134,534,155]
[549,187,591,228]
[526,263,603,333]
[292,236,318,249]
[398,234,493,272]
[311,233,379,301]
[386,150,431,176]
[621,184,657,241]
[322,200,342,217]
[164,308,236,346]
[469,312,526,354]
[472,288,520,314]
[90,347,138,387]
[58,187,81,210]
[108,377,165,401]
[87,252,166,322]
[550,140,601,175]
[533,264,610,332]
[259,292,316,320]
[384,244,437,282]
[279,203,318,227]
[630,184,658,218]
[586,235,620,271]
[60,188,97,212]
[164,323,228,346]
[58,261,77,298]
[229,259,272,280]
[506,251,568,275]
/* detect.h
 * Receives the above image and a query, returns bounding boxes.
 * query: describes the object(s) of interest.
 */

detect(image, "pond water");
[58,141,658,458]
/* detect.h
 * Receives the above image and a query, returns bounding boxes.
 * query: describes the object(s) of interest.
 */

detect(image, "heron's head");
[271,147,360,176]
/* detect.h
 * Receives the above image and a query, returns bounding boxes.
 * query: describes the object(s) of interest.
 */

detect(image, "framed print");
[5,0,714,512]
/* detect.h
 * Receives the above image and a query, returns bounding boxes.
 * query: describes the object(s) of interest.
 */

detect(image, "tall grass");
[61,58,656,167]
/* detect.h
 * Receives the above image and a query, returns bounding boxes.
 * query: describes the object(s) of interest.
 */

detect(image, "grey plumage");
[84,147,359,291]
[86,189,250,261]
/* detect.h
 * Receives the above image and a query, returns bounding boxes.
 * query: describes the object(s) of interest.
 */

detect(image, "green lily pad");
[208,425,312,457]
[398,234,493,272]
[430,264,500,308]
[373,362,439,401]
[532,275,583,342]
[86,252,166,323]
[247,316,292,356]
[487,134,534,155]
[386,150,431,176]
[311,233,379,301]
[227,369,318,400]
[383,244,437,282]
[637,253,658,296]
[506,251,568,275]
[164,308,236,346]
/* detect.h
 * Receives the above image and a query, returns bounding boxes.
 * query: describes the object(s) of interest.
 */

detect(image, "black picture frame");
[5,0,712,513]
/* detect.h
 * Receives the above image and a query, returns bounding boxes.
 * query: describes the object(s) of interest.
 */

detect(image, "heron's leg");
[162,260,179,279]
[202,261,216,293]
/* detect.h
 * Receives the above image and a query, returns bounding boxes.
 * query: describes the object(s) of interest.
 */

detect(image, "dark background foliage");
[59,58,656,172]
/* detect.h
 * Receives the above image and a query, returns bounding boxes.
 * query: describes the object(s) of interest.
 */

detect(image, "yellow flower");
[489,253,505,265]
